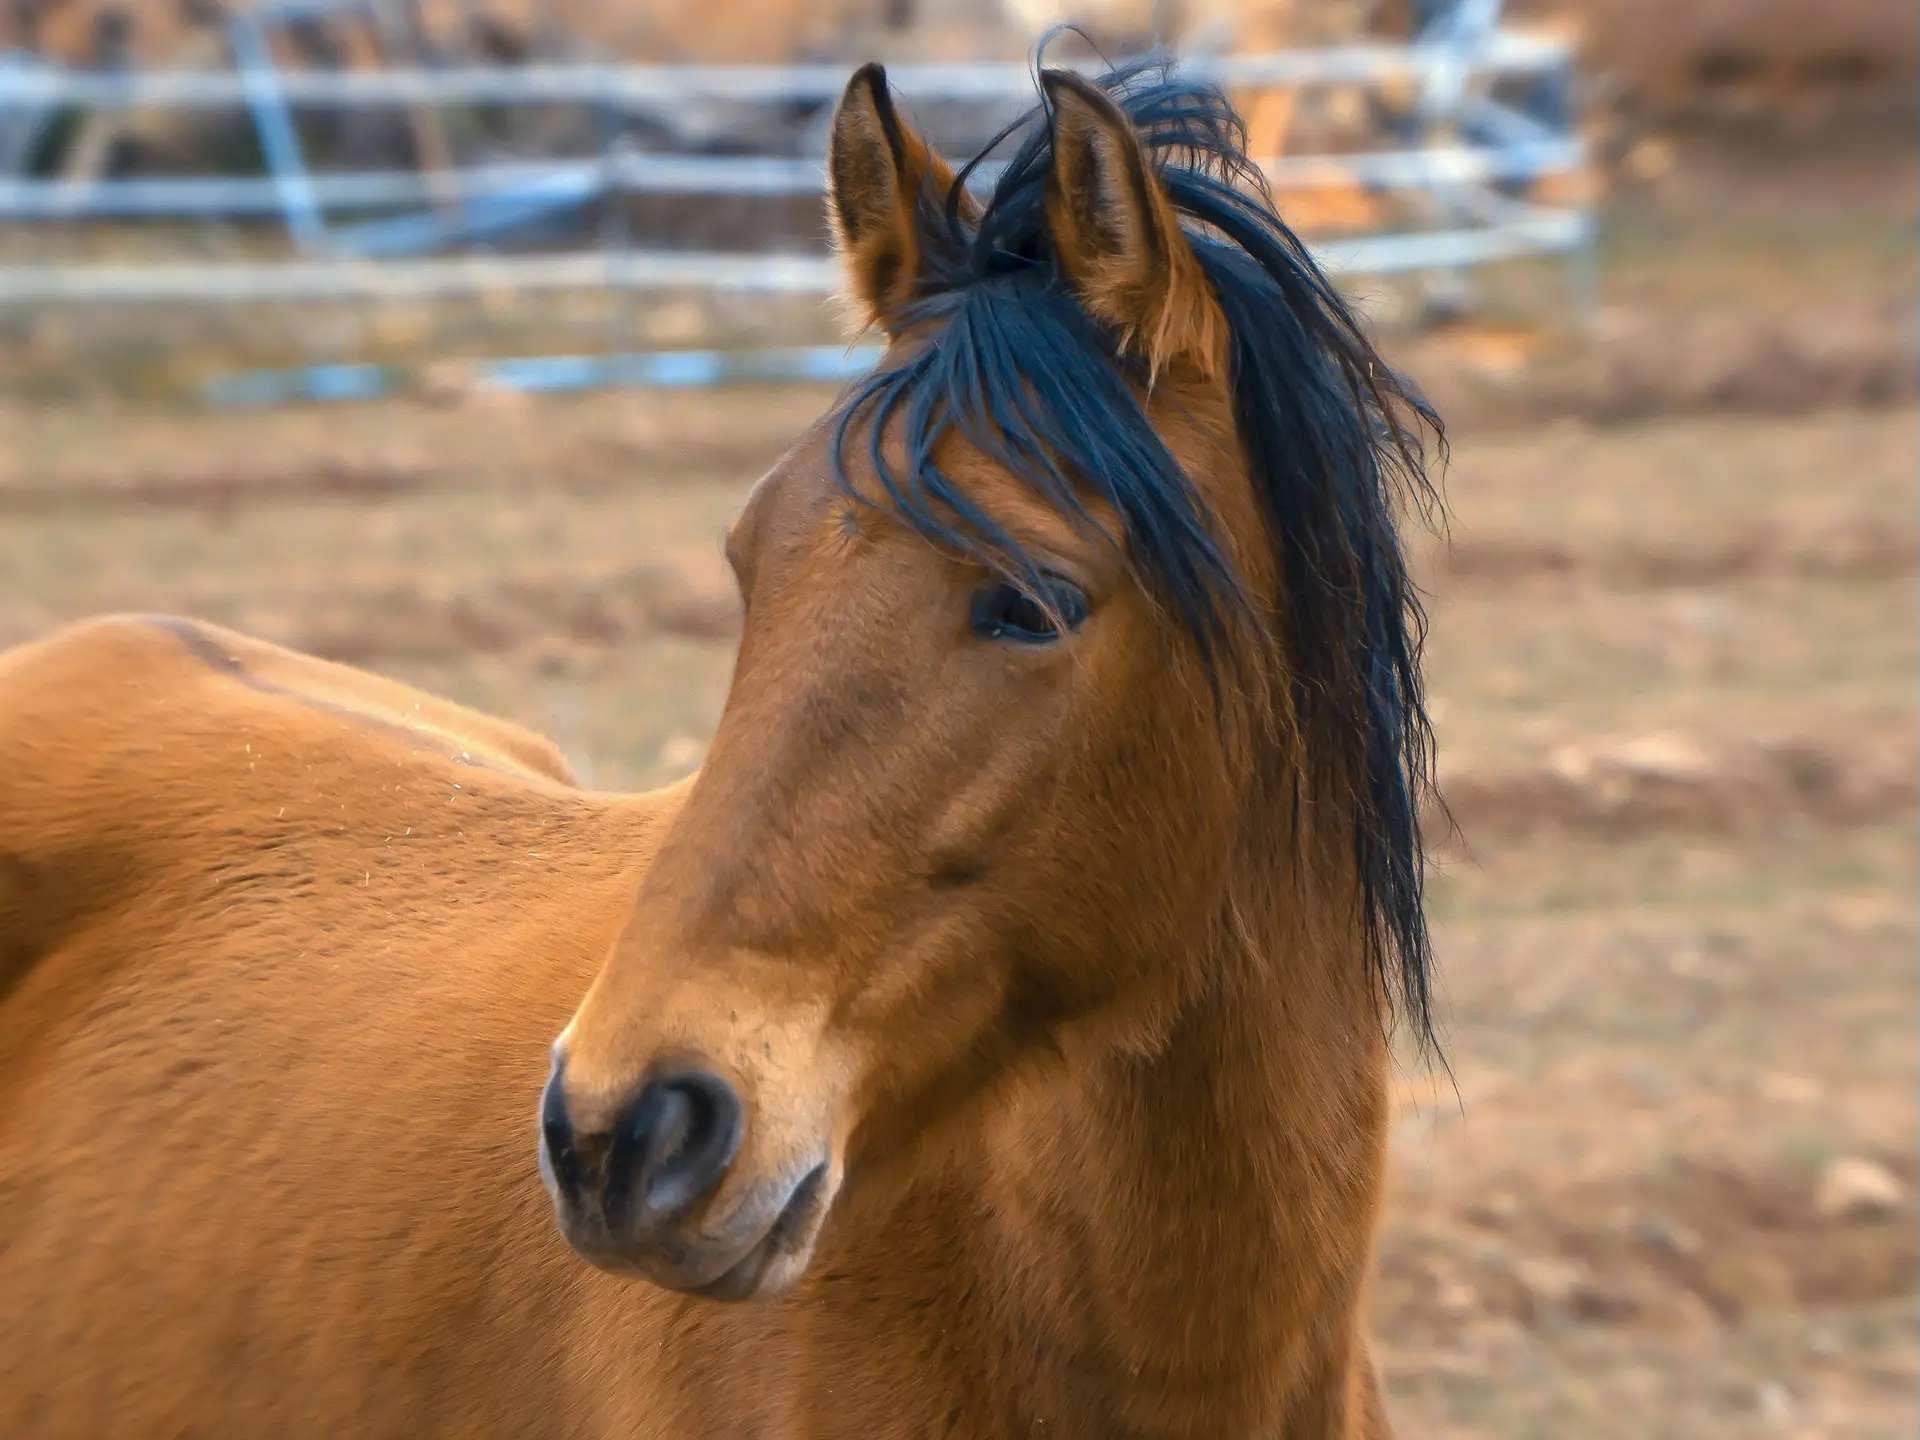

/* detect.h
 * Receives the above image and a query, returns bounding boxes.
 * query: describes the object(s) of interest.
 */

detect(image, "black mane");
[831,55,1443,1050]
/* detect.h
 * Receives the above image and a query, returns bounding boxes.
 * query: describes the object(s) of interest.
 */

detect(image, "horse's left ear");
[827,63,975,334]
[1041,69,1226,378]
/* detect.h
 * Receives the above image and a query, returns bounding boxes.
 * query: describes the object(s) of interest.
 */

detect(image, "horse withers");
[0,58,1440,1438]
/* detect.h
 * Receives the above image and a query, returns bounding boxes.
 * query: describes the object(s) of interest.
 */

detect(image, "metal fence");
[0,2,1593,401]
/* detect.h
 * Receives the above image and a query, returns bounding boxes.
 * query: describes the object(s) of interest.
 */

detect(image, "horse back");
[0,613,592,1002]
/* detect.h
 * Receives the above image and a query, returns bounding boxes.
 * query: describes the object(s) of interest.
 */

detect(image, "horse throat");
[964,825,1393,1429]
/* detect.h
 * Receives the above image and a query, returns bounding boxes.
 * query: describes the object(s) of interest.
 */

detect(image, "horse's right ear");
[1040,69,1226,378]
[826,64,972,333]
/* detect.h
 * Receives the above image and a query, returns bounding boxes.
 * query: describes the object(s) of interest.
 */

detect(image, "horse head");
[540,57,1439,1302]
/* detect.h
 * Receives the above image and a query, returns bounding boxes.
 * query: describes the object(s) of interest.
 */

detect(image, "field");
[1,133,1914,1437]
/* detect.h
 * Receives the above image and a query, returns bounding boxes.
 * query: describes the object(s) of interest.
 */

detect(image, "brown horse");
[0,58,1439,1438]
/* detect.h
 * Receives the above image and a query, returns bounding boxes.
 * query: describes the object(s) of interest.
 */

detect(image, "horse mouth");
[550,1157,835,1301]
[690,1162,833,1302]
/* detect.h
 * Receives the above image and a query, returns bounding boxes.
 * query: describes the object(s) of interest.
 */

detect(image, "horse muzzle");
[537,1055,838,1300]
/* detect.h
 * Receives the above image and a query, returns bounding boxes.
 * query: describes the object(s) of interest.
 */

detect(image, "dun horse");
[0,58,1439,1437]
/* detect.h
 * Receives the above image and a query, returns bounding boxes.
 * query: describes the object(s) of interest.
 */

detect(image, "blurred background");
[0,1,1913,1434]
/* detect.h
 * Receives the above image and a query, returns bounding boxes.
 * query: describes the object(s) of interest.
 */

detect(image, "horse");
[0,57,1440,1437]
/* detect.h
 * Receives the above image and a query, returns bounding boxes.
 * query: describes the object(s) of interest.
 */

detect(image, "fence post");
[227,14,331,253]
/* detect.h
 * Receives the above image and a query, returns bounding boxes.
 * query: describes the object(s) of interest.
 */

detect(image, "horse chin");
[689,1160,836,1302]
[559,1159,838,1303]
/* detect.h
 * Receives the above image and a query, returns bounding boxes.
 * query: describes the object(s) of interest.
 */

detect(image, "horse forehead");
[737,412,986,564]
[736,424,848,561]
[742,372,1172,575]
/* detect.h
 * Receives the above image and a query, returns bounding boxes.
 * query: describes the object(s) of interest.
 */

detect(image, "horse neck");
[979,796,1391,1418]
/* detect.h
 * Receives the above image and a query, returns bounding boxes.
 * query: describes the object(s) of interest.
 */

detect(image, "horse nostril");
[540,1060,587,1202]
[605,1071,742,1229]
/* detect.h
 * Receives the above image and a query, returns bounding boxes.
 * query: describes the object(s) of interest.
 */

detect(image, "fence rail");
[0,210,1588,306]
[0,140,1584,218]
[0,37,1575,109]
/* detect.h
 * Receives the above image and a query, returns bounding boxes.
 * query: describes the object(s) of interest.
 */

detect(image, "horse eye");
[969,577,1088,645]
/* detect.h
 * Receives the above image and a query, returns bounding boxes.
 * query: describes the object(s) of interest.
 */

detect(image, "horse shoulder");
[0,616,699,1435]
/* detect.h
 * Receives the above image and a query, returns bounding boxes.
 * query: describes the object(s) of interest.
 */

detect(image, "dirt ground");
[1,135,1914,1438]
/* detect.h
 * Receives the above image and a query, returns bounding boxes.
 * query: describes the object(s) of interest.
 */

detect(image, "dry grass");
[1383,821,1916,1437]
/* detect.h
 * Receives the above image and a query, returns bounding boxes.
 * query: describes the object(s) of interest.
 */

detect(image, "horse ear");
[1041,69,1226,377]
[827,63,973,334]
